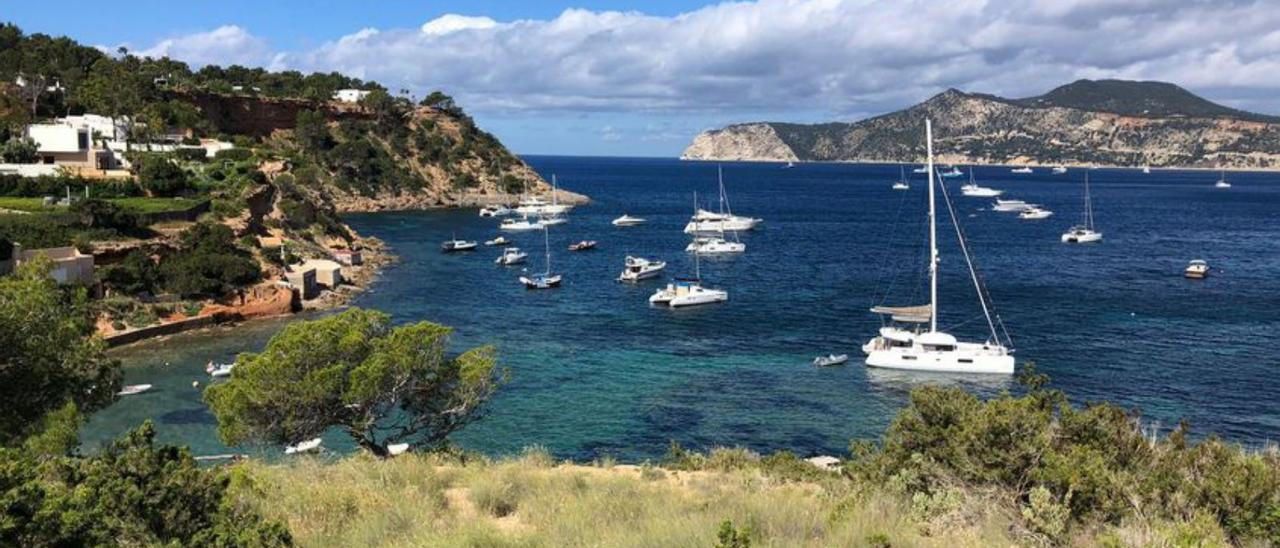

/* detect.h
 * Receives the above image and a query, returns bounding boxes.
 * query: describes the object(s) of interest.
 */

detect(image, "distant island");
[682,79,1280,168]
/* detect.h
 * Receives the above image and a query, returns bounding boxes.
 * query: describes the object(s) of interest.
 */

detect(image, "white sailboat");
[960,169,1003,197]
[649,249,727,308]
[940,166,963,178]
[500,216,544,231]
[1061,172,1102,243]
[862,119,1015,375]
[515,175,573,215]
[1214,169,1231,188]
[892,166,910,190]
[683,167,762,235]
[1052,166,1068,175]
[519,226,562,289]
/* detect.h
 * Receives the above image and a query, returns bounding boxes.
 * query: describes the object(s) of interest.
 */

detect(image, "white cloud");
[132,1,1280,117]
[134,25,274,68]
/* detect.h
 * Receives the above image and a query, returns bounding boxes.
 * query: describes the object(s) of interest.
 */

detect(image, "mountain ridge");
[681,80,1280,168]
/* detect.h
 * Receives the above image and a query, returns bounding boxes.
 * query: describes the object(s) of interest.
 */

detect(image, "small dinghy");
[568,240,597,251]
[812,354,849,367]
[484,236,510,246]
[388,443,410,456]
[117,384,153,396]
[284,438,323,455]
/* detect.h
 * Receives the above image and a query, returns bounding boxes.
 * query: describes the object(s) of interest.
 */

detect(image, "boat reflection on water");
[862,366,1014,397]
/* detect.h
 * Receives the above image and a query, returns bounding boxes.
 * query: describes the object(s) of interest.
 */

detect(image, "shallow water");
[85,157,1280,460]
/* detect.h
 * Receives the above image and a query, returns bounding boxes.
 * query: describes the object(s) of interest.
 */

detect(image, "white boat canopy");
[870,304,931,323]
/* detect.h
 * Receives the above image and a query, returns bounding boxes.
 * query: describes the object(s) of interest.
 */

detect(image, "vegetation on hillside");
[0,259,289,546]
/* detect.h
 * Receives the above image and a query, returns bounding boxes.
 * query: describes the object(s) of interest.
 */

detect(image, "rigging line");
[869,168,920,308]
[937,166,1004,346]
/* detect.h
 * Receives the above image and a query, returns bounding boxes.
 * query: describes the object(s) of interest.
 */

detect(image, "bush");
[173,147,209,162]
[0,136,37,163]
[136,154,190,196]
[160,223,261,299]
[215,148,253,161]
[100,249,160,296]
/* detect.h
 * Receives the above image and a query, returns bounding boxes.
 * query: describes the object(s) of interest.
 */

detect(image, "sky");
[6,0,1280,157]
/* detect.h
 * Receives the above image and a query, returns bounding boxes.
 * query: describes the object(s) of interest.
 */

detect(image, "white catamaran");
[519,226,562,289]
[683,167,762,235]
[862,119,1015,375]
[1061,172,1102,243]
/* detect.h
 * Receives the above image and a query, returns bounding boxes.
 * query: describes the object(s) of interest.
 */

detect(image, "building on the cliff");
[283,266,318,300]
[1,244,95,285]
[25,121,118,170]
[333,89,371,103]
[301,259,343,289]
[331,248,362,266]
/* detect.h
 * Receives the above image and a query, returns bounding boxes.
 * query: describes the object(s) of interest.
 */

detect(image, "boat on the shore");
[618,256,665,282]
[117,384,153,396]
[862,119,1015,375]
[284,438,322,455]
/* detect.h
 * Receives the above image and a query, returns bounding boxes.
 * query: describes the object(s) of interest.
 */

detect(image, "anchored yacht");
[1062,172,1102,243]
[618,256,666,282]
[683,167,761,235]
[861,119,1015,375]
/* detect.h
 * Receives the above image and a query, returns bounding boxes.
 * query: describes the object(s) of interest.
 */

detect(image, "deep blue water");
[85,157,1280,460]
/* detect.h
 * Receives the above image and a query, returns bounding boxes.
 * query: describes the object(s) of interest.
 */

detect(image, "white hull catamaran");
[1061,172,1102,243]
[649,249,727,308]
[862,119,1015,375]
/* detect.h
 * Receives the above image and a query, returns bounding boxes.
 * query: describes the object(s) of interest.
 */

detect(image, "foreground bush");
[849,369,1280,544]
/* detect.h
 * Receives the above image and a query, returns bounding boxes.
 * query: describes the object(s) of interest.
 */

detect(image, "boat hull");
[865,346,1014,374]
[683,218,760,234]
[1061,231,1102,243]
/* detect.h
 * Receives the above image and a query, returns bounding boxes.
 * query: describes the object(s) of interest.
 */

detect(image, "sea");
[82,157,1280,461]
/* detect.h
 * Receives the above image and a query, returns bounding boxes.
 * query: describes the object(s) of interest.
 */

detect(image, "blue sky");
[7,1,1280,157]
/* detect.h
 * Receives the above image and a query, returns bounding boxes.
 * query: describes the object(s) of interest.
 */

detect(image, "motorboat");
[478,204,511,217]
[813,354,849,367]
[519,226,562,289]
[892,166,910,190]
[1052,166,1068,174]
[686,236,744,254]
[441,236,478,252]
[284,438,322,455]
[484,236,510,246]
[515,175,573,215]
[862,119,1015,375]
[992,199,1031,212]
[500,217,544,231]
[1214,169,1231,188]
[206,362,234,378]
[1061,172,1102,243]
[495,247,527,266]
[783,160,796,169]
[618,256,666,282]
[940,166,963,178]
[1010,167,1033,174]
[912,166,928,174]
[1185,259,1209,279]
[683,168,762,235]
[1142,165,1151,174]
[612,214,647,226]
[1018,206,1054,220]
[568,240,597,251]
[960,184,1002,197]
[117,384,153,396]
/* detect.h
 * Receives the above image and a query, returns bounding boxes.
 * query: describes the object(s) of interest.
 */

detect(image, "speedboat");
[500,217,544,231]
[686,236,744,254]
[478,204,511,217]
[495,247,527,265]
[813,354,849,367]
[484,236,510,246]
[940,166,963,178]
[992,199,1031,212]
[612,214,647,226]
[892,182,910,190]
[1185,259,1209,279]
[441,238,478,252]
[1052,166,1068,174]
[960,184,1003,197]
[117,384,153,396]
[618,256,666,282]
[1142,166,1151,174]
[862,119,1015,375]
[207,362,234,378]
[568,240,597,251]
[649,278,728,308]
[1018,206,1054,220]
[284,438,322,455]
[1010,167,1033,174]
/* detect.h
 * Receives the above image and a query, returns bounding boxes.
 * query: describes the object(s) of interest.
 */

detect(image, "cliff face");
[682,80,1280,168]
[180,91,373,138]
[680,123,797,162]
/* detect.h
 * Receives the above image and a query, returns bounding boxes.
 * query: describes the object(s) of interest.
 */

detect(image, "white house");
[332,89,371,103]
[25,115,126,170]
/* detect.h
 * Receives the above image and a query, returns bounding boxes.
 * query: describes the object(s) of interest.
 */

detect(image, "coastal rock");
[681,123,798,162]
[682,79,1280,168]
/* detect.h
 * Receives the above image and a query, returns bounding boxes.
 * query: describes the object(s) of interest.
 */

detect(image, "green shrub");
[136,154,190,196]
[215,148,253,161]
[174,147,209,162]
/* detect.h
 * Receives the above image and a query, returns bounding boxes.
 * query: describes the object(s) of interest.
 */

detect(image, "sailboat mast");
[1084,172,1093,229]
[717,166,727,215]
[926,119,938,333]
[543,226,551,275]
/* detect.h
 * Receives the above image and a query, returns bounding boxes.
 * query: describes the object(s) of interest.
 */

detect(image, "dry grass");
[236,451,1022,547]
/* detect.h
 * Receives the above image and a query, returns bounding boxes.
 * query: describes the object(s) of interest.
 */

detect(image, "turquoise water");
[85,157,1280,460]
